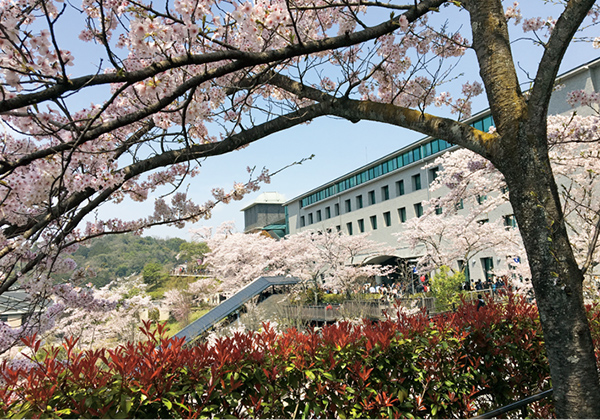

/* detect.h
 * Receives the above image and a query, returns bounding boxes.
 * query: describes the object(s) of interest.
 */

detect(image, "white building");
[283,57,600,284]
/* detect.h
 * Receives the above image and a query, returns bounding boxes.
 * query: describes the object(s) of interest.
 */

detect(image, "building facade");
[284,57,600,283]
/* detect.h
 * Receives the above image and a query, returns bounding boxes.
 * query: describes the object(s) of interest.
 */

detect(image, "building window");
[477,218,489,225]
[325,207,331,219]
[455,199,464,210]
[358,219,365,233]
[345,199,352,213]
[481,257,494,281]
[316,210,322,222]
[381,185,390,201]
[370,215,377,230]
[429,167,439,184]
[399,207,407,223]
[477,194,487,205]
[412,174,422,191]
[347,222,353,235]
[383,211,391,227]
[300,216,305,227]
[336,225,341,232]
[334,203,340,216]
[356,195,363,209]
[504,214,517,228]
[308,213,313,224]
[396,180,405,196]
[458,260,471,283]
[368,190,376,205]
[435,204,443,215]
[414,203,423,217]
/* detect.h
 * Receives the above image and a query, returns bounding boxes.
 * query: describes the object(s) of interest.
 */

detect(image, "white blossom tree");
[401,97,600,292]
[199,224,393,297]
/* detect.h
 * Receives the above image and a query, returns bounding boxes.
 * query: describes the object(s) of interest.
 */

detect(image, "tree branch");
[528,0,597,128]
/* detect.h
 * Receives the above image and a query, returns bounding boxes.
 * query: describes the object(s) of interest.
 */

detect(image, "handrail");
[472,388,553,419]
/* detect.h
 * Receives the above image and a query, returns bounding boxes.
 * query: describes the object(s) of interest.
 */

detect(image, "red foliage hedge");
[2,295,599,418]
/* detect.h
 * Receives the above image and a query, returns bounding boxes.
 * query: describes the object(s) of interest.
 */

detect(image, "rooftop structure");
[242,192,287,237]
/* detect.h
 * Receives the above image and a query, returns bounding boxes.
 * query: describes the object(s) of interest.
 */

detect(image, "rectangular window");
[481,257,494,281]
[368,190,376,205]
[336,225,341,232]
[325,207,331,219]
[455,199,464,210]
[308,213,313,224]
[399,207,407,223]
[316,210,322,222]
[413,147,421,161]
[412,174,422,191]
[504,214,517,228]
[356,195,363,209]
[429,167,439,183]
[435,204,443,215]
[478,218,489,225]
[345,199,352,213]
[370,215,377,230]
[458,260,471,283]
[347,222,353,235]
[383,211,391,227]
[358,219,365,233]
[477,194,487,205]
[396,180,405,196]
[300,216,305,227]
[414,203,423,217]
[381,185,390,201]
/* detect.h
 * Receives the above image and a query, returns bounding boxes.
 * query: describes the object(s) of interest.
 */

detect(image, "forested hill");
[68,234,185,287]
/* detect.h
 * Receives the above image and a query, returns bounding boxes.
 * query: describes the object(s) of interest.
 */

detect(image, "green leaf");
[305,370,316,381]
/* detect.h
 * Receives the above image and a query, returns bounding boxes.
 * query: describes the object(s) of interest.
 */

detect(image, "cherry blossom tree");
[198,224,393,300]
[281,229,395,297]
[401,99,600,294]
[0,0,599,415]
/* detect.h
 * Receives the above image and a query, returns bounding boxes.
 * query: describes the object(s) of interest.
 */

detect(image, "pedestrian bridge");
[174,275,300,343]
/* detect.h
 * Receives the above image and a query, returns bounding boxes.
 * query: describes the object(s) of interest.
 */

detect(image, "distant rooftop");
[241,192,286,211]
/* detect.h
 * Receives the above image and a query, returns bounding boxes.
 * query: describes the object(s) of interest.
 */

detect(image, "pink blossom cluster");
[566,90,600,109]
[522,17,553,34]
[505,2,522,24]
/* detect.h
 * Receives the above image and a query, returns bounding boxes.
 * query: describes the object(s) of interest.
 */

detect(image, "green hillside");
[68,234,186,287]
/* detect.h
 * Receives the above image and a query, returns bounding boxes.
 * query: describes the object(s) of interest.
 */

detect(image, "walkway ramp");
[174,276,299,343]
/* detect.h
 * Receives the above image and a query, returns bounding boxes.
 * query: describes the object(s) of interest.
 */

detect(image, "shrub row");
[2,295,598,418]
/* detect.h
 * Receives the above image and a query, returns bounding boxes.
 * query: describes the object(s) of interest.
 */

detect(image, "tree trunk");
[500,130,600,418]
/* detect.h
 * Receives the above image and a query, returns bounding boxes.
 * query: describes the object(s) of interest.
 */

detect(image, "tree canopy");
[1,0,600,416]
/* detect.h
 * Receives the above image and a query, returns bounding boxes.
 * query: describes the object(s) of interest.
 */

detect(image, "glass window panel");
[413,147,421,160]
[424,142,432,157]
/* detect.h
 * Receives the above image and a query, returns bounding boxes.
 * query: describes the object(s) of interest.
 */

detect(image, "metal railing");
[281,297,437,322]
[473,388,553,419]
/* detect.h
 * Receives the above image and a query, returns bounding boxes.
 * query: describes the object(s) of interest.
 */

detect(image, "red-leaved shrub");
[2,294,595,418]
